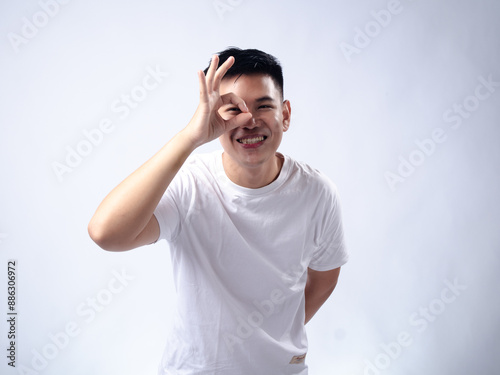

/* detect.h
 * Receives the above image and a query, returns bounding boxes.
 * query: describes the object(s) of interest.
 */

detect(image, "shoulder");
[284,154,340,198]
[184,150,218,167]
[178,150,221,176]
[168,150,224,194]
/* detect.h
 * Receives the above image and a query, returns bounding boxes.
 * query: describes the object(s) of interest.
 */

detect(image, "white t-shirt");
[154,150,348,375]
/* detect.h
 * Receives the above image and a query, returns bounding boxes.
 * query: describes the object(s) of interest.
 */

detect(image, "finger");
[219,92,252,130]
[220,92,248,112]
[225,112,253,131]
[213,56,235,92]
[197,70,208,101]
[206,55,219,93]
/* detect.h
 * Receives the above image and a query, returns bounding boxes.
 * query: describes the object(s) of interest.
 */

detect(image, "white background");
[1,0,499,374]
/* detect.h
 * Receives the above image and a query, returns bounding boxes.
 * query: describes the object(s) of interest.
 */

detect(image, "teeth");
[239,136,265,144]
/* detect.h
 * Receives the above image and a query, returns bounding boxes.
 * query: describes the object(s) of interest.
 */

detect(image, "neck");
[222,153,284,189]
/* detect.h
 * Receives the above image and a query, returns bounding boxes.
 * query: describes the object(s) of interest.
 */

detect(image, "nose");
[241,112,257,129]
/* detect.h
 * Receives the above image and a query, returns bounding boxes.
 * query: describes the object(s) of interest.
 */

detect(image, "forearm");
[304,286,334,325]
[304,267,340,324]
[88,130,197,250]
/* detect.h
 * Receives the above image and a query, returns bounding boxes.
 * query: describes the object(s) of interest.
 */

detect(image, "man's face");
[218,74,291,172]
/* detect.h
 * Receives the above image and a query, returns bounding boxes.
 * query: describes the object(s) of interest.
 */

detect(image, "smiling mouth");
[236,136,267,145]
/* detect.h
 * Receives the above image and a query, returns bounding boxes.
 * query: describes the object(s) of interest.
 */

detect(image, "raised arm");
[88,55,252,251]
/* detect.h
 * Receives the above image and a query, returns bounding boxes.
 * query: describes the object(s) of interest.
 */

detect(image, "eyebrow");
[255,96,275,103]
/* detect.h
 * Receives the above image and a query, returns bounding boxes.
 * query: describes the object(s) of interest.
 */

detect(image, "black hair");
[203,47,284,98]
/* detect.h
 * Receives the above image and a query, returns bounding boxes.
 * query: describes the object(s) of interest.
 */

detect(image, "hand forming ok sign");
[184,55,252,148]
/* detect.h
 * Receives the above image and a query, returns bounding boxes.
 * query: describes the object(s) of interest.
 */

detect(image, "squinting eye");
[228,107,241,112]
[259,105,272,109]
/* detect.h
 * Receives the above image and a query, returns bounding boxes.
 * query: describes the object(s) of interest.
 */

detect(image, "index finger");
[212,56,235,92]
[220,92,249,113]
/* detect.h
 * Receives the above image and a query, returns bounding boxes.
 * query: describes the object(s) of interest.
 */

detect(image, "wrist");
[176,128,204,152]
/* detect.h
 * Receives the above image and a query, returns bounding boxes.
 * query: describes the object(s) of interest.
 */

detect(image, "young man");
[88,48,348,374]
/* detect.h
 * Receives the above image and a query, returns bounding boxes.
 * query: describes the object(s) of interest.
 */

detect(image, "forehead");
[219,74,280,101]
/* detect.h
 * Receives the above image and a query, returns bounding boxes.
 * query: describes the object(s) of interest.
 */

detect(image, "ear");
[282,100,291,132]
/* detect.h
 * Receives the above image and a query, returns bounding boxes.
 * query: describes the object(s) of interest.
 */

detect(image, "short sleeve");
[153,167,192,242]
[153,193,180,242]
[308,180,349,271]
